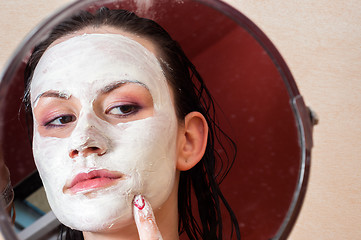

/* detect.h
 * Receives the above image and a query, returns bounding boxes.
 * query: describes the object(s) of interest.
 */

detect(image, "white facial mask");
[30,34,178,231]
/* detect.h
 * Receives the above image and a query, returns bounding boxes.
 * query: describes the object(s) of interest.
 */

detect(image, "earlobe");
[176,112,208,171]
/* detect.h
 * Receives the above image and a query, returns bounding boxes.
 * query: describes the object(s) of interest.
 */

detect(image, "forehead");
[30,34,169,108]
[50,26,159,55]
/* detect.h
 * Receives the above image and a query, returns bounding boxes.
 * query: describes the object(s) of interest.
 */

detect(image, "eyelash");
[105,104,141,117]
[44,115,76,128]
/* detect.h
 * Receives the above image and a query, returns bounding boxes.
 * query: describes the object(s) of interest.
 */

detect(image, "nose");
[69,123,110,159]
[69,145,106,158]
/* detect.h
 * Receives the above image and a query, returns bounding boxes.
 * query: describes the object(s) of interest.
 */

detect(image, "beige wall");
[224,1,361,239]
[1,0,360,239]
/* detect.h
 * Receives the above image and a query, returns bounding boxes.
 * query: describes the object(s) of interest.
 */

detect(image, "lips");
[65,169,123,194]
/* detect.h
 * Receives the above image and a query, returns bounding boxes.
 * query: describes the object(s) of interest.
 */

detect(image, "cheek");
[107,116,176,170]
[106,115,178,201]
[32,130,73,189]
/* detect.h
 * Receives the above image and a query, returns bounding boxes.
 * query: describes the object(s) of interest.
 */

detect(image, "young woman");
[1,7,240,240]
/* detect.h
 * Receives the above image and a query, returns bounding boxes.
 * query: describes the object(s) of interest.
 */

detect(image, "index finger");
[133,195,163,240]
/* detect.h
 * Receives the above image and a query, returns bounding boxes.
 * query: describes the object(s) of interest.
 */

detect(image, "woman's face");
[30,29,179,231]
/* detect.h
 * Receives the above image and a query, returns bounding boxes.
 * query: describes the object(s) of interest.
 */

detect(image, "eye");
[45,115,76,127]
[106,104,140,117]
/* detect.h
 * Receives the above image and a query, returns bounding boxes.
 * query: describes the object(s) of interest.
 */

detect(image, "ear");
[176,111,208,171]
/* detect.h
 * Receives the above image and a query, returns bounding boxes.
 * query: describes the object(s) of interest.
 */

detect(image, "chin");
[58,204,134,232]
[72,212,134,233]
[49,190,135,232]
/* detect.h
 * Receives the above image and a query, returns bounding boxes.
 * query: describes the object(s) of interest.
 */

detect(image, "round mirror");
[0,0,314,239]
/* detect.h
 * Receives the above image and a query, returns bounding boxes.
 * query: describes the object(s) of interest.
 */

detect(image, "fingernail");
[133,195,145,210]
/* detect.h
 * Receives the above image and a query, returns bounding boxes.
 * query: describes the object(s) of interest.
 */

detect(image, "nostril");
[88,147,106,156]
[69,149,79,158]
[98,149,106,156]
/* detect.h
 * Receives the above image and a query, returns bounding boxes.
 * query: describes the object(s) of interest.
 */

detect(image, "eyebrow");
[33,91,70,105]
[100,80,149,94]
[32,80,149,105]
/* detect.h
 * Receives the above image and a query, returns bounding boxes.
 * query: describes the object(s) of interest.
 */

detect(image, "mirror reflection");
[0,1,312,239]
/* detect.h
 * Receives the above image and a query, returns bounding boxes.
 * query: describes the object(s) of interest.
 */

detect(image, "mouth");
[64,169,124,194]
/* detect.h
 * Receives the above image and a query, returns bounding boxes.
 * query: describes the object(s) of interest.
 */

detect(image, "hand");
[133,195,163,240]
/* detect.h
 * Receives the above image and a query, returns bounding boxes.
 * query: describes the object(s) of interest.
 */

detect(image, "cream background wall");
[0,0,360,239]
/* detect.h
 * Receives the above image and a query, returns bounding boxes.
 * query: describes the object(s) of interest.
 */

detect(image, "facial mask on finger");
[30,34,178,231]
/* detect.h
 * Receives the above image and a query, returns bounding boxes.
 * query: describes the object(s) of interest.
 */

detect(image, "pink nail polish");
[134,195,145,210]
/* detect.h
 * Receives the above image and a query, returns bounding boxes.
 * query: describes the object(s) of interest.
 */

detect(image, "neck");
[83,173,180,240]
